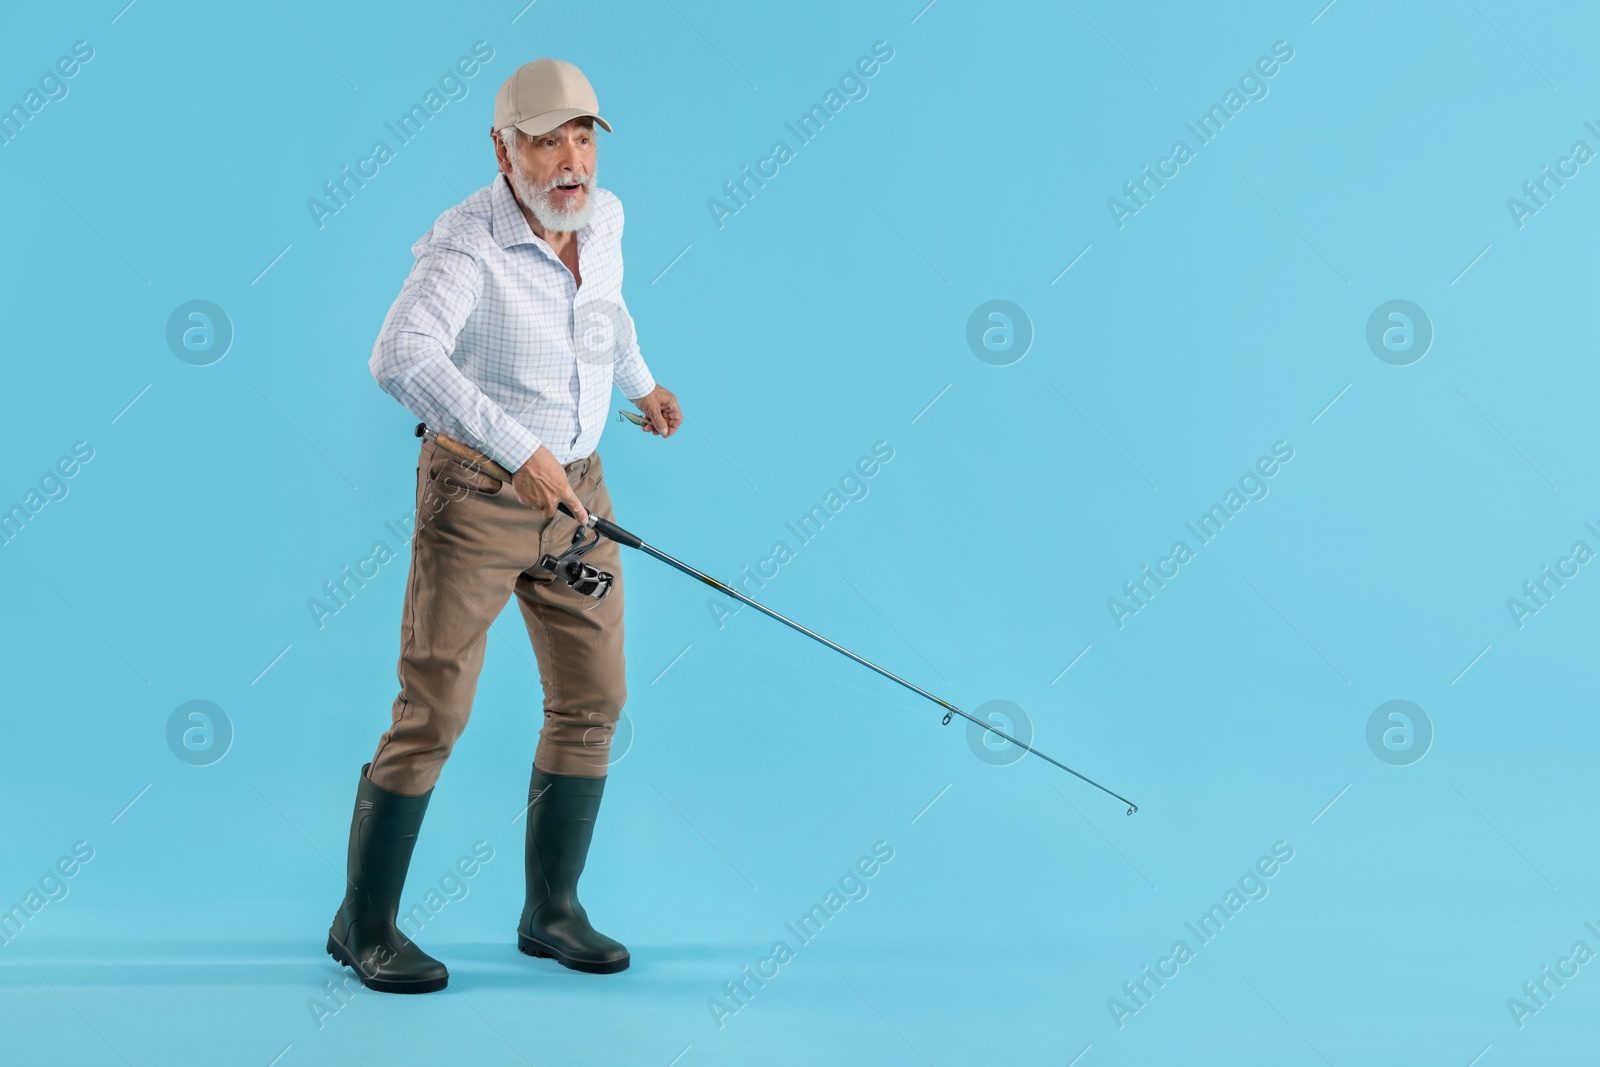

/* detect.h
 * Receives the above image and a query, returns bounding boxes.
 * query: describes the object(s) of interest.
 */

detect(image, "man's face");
[496,118,598,233]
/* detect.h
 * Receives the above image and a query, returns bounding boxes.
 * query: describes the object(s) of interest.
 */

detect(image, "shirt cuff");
[613,356,656,402]
[484,419,542,473]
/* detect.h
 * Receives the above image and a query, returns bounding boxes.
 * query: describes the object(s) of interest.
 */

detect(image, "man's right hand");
[511,446,589,526]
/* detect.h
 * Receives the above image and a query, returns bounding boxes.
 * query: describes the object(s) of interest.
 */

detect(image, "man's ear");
[491,128,512,175]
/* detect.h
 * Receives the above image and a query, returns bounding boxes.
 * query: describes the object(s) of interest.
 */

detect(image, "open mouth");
[555,183,583,193]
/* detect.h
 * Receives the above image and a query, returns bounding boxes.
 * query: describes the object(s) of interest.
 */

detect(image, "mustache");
[544,172,591,190]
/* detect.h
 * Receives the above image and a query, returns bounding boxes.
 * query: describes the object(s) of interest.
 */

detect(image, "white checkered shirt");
[370,173,657,469]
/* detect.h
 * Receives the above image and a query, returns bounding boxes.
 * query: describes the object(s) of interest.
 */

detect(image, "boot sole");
[517,932,630,974]
[327,934,449,994]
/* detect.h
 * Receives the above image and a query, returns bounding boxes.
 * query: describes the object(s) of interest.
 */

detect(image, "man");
[327,57,682,994]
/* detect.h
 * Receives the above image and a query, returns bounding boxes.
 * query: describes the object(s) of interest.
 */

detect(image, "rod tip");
[1126,805,1138,816]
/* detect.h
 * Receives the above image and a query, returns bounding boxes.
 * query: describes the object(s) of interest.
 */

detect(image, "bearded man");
[326,57,682,994]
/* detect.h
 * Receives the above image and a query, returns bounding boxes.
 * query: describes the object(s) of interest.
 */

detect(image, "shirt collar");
[489,172,596,255]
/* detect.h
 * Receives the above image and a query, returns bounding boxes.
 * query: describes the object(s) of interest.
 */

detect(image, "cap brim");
[509,108,612,136]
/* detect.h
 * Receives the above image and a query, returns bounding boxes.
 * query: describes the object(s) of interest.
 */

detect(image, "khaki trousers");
[367,437,627,795]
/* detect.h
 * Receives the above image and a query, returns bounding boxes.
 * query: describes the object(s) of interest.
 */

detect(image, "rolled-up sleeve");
[369,239,542,471]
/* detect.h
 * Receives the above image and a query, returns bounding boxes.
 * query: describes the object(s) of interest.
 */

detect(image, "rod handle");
[427,430,643,548]
[557,502,643,549]
[427,428,516,482]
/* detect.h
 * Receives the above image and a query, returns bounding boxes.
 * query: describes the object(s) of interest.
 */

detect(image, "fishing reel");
[537,521,614,606]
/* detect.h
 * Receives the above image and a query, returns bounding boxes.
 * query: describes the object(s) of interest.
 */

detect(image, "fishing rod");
[420,425,1139,814]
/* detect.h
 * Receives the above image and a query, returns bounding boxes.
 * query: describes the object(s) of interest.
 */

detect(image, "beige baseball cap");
[494,58,612,137]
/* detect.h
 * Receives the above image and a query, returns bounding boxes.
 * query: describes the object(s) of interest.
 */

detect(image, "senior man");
[327,57,682,995]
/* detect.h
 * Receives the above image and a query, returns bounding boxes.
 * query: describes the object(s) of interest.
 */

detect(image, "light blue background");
[2,1,1596,1064]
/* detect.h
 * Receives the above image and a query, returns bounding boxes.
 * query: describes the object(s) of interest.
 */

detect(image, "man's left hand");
[630,385,682,438]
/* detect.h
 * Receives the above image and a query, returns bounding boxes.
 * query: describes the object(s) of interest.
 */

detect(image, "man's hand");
[630,384,682,437]
[512,446,588,525]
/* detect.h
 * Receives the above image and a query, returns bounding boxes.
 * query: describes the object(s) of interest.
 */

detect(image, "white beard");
[509,157,598,233]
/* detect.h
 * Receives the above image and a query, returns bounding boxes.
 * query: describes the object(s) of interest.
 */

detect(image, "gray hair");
[498,116,597,157]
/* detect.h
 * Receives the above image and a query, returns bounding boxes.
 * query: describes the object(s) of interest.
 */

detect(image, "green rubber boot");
[326,763,449,994]
[517,767,630,974]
